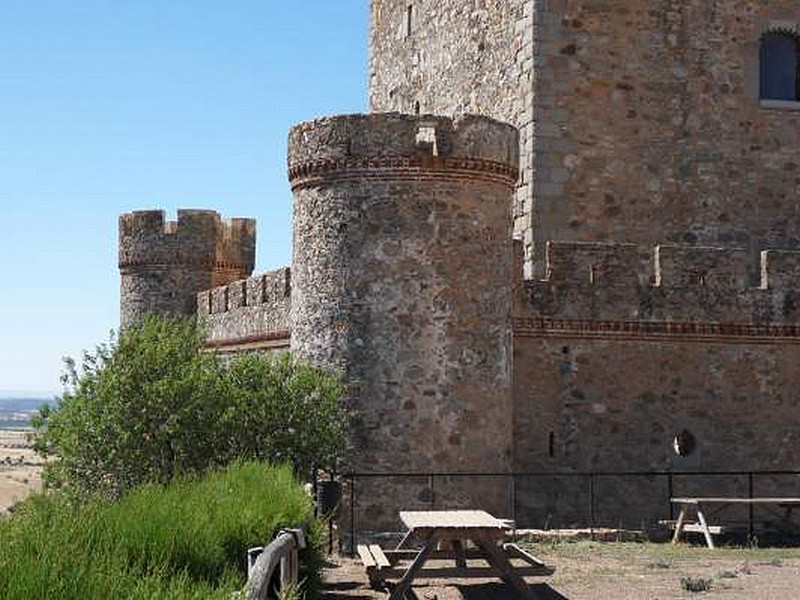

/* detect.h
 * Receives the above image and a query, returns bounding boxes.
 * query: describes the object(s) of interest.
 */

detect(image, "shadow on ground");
[322,580,376,599]
[322,580,569,599]
[320,555,568,599]
[456,583,569,600]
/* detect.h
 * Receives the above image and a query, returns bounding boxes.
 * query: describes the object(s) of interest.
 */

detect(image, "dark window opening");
[406,5,414,38]
[548,431,555,458]
[760,31,800,101]
[413,100,421,115]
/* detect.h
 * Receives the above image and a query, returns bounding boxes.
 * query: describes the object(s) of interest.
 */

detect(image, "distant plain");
[0,398,48,513]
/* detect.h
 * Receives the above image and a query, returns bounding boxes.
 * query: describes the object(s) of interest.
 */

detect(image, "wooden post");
[672,505,687,544]
[695,507,716,549]
[280,549,299,589]
[244,527,307,600]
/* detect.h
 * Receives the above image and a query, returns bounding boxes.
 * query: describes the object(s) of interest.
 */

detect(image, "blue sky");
[0,1,368,395]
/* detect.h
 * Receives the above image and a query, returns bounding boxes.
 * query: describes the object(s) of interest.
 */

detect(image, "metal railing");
[343,469,800,548]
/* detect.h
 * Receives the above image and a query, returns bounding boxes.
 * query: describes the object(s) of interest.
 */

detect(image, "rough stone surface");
[370,1,800,278]
[198,267,291,352]
[289,113,518,483]
[369,0,535,274]
[512,241,800,526]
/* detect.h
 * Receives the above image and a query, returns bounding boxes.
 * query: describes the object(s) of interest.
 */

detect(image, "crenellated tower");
[118,209,255,328]
[288,112,519,522]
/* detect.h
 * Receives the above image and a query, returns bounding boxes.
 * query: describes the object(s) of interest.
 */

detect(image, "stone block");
[655,245,748,290]
[761,250,800,290]
[546,241,640,286]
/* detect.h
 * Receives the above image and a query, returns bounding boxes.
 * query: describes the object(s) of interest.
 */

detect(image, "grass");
[525,538,800,563]
[0,461,318,599]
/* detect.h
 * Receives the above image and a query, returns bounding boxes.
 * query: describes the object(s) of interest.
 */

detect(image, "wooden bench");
[357,544,391,587]
[659,520,727,535]
[669,497,800,548]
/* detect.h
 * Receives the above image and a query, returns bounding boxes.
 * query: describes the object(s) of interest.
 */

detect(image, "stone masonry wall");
[372,1,800,278]
[289,113,518,526]
[198,267,291,353]
[512,241,800,527]
[119,209,255,328]
[369,0,535,275]
[531,1,800,275]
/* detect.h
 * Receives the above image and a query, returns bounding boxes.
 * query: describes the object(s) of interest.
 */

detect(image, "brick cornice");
[204,330,291,352]
[288,156,519,190]
[513,317,800,345]
[119,259,253,272]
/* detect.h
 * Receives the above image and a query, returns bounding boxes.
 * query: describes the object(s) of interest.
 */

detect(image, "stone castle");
[120,2,800,528]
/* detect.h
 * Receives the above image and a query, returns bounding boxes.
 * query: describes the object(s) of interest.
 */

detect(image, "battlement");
[118,209,256,271]
[198,268,291,349]
[197,268,290,316]
[287,113,519,190]
[520,241,800,327]
[118,208,256,328]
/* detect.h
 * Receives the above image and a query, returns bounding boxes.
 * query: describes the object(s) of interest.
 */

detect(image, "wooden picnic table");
[357,510,553,600]
[670,497,800,548]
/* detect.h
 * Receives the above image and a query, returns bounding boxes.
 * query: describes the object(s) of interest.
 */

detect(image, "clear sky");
[0,1,369,396]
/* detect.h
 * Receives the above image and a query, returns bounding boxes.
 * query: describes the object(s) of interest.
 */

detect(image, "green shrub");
[33,316,349,497]
[680,576,713,593]
[0,462,318,600]
[222,352,350,476]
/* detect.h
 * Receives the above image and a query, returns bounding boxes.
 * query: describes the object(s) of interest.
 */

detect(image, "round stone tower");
[288,113,519,484]
[118,209,256,328]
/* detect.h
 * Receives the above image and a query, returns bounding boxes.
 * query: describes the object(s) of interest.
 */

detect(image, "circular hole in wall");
[673,429,696,457]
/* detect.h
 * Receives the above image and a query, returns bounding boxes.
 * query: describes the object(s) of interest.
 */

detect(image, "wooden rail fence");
[241,526,307,600]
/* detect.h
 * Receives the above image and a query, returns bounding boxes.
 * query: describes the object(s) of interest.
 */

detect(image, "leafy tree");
[33,316,349,498]
[221,353,349,476]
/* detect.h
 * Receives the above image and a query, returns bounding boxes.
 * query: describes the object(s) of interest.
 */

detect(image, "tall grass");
[0,462,317,599]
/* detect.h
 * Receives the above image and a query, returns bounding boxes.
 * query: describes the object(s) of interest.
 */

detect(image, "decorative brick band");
[288,156,519,190]
[513,317,800,345]
[204,331,291,352]
[119,260,254,272]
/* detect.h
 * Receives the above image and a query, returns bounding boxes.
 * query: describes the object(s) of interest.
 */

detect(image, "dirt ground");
[0,429,43,514]
[322,541,800,599]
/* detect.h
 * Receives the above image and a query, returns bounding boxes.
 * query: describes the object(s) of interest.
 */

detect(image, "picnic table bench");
[357,510,553,600]
[668,497,800,548]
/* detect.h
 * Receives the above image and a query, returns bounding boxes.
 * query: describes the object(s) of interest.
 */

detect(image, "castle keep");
[120,2,800,529]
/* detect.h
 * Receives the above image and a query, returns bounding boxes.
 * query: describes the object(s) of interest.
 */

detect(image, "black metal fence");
[342,470,800,546]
